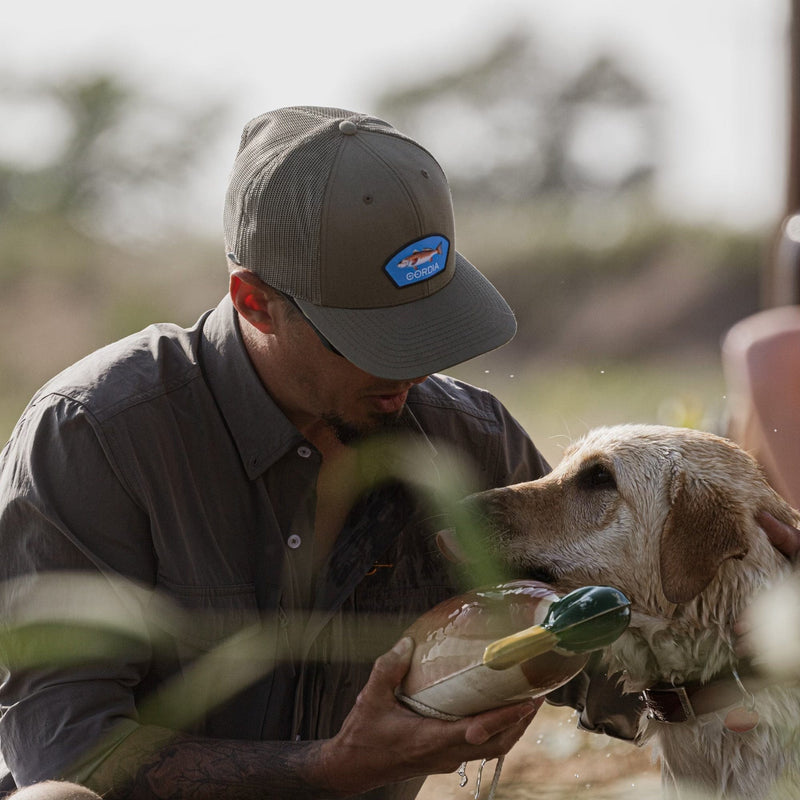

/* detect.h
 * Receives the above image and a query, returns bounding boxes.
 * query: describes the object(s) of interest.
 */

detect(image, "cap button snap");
[339,119,358,135]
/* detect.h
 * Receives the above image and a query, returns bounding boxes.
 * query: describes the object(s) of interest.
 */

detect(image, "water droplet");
[509,374,515,379]
[474,759,487,798]
[484,370,491,374]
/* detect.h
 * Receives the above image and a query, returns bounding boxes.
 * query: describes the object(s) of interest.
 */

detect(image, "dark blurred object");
[765,214,800,306]
[764,0,800,306]
[786,0,800,225]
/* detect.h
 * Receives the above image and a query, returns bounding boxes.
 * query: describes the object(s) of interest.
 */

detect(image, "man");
[0,107,551,798]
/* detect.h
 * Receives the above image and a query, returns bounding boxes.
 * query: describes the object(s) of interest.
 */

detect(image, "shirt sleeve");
[406,376,551,491]
[0,393,156,785]
[487,394,551,486]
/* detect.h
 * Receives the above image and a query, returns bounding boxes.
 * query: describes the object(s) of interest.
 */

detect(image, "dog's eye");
[578,463,617,490]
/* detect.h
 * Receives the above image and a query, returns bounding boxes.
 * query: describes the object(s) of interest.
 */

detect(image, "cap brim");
[294,252,516,380]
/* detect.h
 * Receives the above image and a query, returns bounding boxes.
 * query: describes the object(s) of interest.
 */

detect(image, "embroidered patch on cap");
[384,235,450,288]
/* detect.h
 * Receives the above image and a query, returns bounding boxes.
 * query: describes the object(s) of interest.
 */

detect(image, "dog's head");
[461,424,796,618]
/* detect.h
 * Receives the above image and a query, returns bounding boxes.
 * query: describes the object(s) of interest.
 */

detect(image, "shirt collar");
[199,295,301,479]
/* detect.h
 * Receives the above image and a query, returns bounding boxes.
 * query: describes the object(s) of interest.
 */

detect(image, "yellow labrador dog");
[462,424,800,799]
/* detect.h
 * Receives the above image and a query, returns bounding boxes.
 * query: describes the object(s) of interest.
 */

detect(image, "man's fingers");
[757,511,800,561]
[463,698,542,746]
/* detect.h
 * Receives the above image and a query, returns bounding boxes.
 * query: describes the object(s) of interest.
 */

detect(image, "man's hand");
[757,510,800,563]
[316,637,541,796]
[735,511,800,666]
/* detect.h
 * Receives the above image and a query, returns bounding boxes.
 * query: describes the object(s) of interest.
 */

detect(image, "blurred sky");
[0,0,792,234]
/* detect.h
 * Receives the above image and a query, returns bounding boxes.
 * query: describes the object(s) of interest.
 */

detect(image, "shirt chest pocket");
[154,579,262,646]
[148,578,283,728]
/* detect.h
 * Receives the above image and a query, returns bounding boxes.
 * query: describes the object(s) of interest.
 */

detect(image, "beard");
[321,409,406,446]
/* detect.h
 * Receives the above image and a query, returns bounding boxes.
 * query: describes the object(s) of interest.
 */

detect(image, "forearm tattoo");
[86,726,343,800]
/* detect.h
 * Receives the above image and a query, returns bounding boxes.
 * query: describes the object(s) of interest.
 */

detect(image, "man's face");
[264,299,427,444]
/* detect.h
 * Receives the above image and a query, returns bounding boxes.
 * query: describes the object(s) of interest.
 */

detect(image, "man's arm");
[86,638,541,799]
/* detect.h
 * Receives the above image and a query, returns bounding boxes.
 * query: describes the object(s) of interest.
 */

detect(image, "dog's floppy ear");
[659,471,749,604]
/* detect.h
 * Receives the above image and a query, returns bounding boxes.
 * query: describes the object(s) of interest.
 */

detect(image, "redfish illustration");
[398,244,442,270]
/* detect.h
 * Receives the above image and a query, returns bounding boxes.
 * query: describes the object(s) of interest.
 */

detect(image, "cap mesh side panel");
[257,134,343,302]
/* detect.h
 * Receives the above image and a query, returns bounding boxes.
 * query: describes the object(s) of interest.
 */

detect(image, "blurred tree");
[375,31,658,205]
[0,72,226,428]
[0,73,226,239]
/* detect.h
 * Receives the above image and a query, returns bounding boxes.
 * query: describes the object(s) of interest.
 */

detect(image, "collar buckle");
[641,685,696,723]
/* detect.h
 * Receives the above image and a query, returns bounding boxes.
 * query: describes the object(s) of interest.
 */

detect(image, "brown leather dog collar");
[641,666,765,724]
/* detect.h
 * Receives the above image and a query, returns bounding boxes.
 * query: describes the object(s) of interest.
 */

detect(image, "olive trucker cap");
[223,106,516,380]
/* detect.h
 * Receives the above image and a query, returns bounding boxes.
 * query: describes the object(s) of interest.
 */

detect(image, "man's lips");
[367,389,409,414]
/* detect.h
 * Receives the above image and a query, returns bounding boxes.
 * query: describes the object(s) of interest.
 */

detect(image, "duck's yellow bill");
[482,625,560,670]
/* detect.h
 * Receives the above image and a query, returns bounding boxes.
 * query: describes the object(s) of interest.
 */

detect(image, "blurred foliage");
[376,31,658,205]
[479,214,765,363]
[0,72,226,239]
[0,71,228,437]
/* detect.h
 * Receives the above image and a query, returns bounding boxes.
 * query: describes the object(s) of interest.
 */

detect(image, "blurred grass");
[447,354,726,467]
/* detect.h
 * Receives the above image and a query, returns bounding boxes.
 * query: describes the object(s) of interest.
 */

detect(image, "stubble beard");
[322,409,405,446]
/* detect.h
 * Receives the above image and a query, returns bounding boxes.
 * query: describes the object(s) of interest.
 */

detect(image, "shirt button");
[287,534,302,549]
[297,445,312,458]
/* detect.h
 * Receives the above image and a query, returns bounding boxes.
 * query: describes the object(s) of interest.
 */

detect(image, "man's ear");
[229,270,278,334]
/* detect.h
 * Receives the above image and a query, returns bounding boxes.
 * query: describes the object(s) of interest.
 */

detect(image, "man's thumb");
[374,636,415,687]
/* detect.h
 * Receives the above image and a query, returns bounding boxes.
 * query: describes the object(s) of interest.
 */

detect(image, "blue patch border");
[383,234,450,289]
